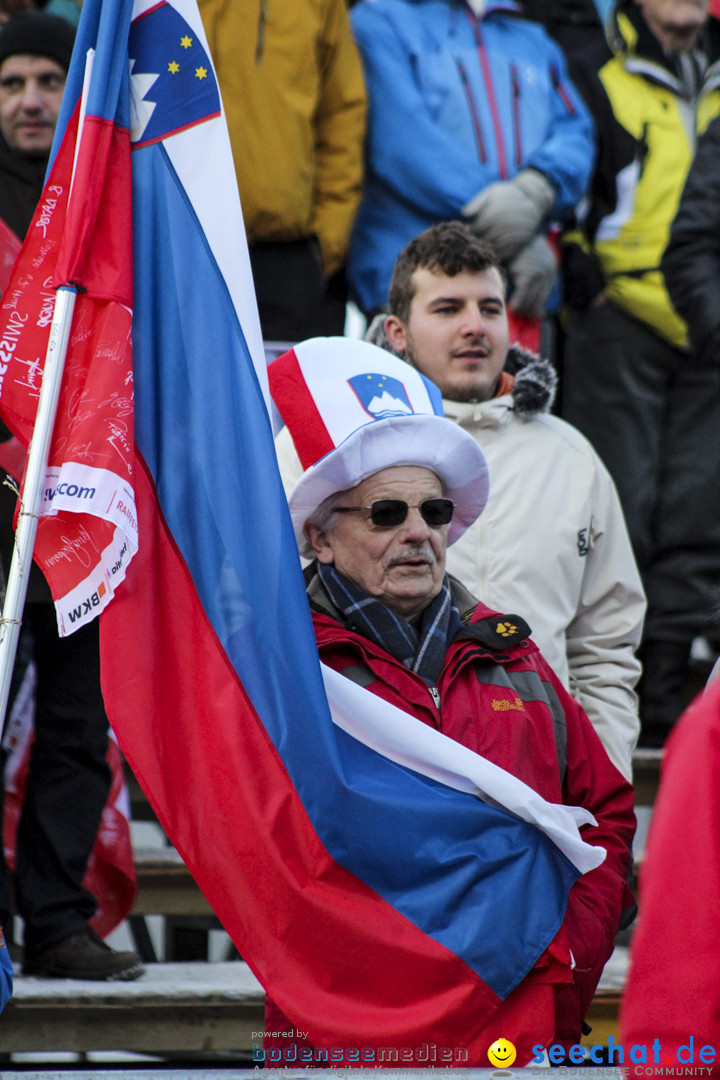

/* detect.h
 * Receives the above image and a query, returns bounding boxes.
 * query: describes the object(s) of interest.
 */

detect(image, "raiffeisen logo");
[532,1036,719,1073]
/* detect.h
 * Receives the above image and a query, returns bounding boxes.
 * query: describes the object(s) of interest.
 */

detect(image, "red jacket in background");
[620,678,720,1074]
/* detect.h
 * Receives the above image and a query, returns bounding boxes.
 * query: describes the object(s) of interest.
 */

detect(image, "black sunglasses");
[333,498,455,529]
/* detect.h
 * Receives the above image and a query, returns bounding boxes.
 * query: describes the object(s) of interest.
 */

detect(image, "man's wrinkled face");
[384,267,510,403]
[0,54,65,156]
[635,0,709,51]
[303,466,448,622]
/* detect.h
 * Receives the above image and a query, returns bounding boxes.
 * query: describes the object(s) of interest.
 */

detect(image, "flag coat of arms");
[0,0,608,1061]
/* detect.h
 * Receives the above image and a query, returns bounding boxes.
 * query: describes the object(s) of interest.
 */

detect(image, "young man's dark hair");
[388,222,505,324]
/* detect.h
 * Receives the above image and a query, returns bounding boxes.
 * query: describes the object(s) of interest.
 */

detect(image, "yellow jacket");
[199,0,366,277]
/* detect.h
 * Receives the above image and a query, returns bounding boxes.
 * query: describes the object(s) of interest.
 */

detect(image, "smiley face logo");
[488,1038,517,1068]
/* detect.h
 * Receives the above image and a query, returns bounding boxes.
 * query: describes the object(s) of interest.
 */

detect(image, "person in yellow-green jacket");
[198,0,366,343]
[559,0,720,748]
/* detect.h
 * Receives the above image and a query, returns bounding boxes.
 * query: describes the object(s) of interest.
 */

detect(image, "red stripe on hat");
[268,348,335,470]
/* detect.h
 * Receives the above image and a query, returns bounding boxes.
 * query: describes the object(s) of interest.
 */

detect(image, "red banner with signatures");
[0,102,137,636]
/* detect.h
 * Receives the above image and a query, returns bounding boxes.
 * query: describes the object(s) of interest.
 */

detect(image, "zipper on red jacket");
[467,11,508,179]
[315,618,443,724]
[456,58,488,163]
[550,63,576,117]
[510,63,523,169]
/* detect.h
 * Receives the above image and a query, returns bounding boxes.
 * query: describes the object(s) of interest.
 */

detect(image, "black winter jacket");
[662,113,720,365]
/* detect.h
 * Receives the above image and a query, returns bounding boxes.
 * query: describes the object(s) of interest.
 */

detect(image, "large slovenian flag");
[0,0,606,1062]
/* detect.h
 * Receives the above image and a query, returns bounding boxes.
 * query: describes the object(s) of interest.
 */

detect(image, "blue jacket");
[348,0,595,312]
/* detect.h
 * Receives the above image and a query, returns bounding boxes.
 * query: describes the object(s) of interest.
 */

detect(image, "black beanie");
[0,12,76,73]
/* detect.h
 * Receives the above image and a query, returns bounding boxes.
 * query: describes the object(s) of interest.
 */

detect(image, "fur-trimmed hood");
[364,314,557,420]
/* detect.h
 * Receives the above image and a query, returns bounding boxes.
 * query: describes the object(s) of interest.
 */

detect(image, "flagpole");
[0,285,78,739]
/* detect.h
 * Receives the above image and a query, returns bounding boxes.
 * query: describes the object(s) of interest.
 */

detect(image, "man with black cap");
[0,12,143,981]
[0,10,73,239]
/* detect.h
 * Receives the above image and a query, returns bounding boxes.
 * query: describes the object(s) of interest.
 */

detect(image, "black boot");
[24,928,144,981]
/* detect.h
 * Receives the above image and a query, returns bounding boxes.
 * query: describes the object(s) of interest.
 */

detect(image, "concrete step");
[132,847,213,918]
[2,948,630,1057]
[0,961,264,1055]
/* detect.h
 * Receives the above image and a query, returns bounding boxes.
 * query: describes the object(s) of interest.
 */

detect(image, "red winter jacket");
[266,574,636,1058]
[620,677,720,1075]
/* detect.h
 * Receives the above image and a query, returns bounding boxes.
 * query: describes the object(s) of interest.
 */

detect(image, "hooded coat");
[439,344,645,781]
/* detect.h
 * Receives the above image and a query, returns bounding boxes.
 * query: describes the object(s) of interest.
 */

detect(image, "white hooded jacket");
[441,355,645,781]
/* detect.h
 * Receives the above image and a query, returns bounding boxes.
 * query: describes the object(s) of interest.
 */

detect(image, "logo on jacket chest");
[491,696,525,713]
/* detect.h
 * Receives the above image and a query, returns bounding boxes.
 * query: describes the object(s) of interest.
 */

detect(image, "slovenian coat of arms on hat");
[347,374,414,420]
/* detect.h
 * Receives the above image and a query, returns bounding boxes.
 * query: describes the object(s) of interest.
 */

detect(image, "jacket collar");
[610,2,720,91]
[306,562,535,659]
[305,562,478,624]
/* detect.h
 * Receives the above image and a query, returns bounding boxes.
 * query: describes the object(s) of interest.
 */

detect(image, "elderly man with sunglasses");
[304,475,455,634]
[268,337,635,1063]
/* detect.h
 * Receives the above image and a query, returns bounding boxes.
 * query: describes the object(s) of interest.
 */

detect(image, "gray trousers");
[562,300,720,646]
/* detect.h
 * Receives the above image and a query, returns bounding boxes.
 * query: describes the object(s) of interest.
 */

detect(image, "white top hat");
[268,337,490,550]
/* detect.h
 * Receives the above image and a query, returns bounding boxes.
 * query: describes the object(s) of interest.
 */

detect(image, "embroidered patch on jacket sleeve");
[457,614,532,650]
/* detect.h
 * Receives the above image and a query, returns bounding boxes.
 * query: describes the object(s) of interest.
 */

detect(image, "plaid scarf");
[317,563,461,685]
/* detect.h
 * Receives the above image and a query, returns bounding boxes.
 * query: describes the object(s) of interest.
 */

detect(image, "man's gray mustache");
[385,547,436,568]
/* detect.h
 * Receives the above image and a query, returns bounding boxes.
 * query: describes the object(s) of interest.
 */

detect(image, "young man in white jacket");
[380,222,645,780]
